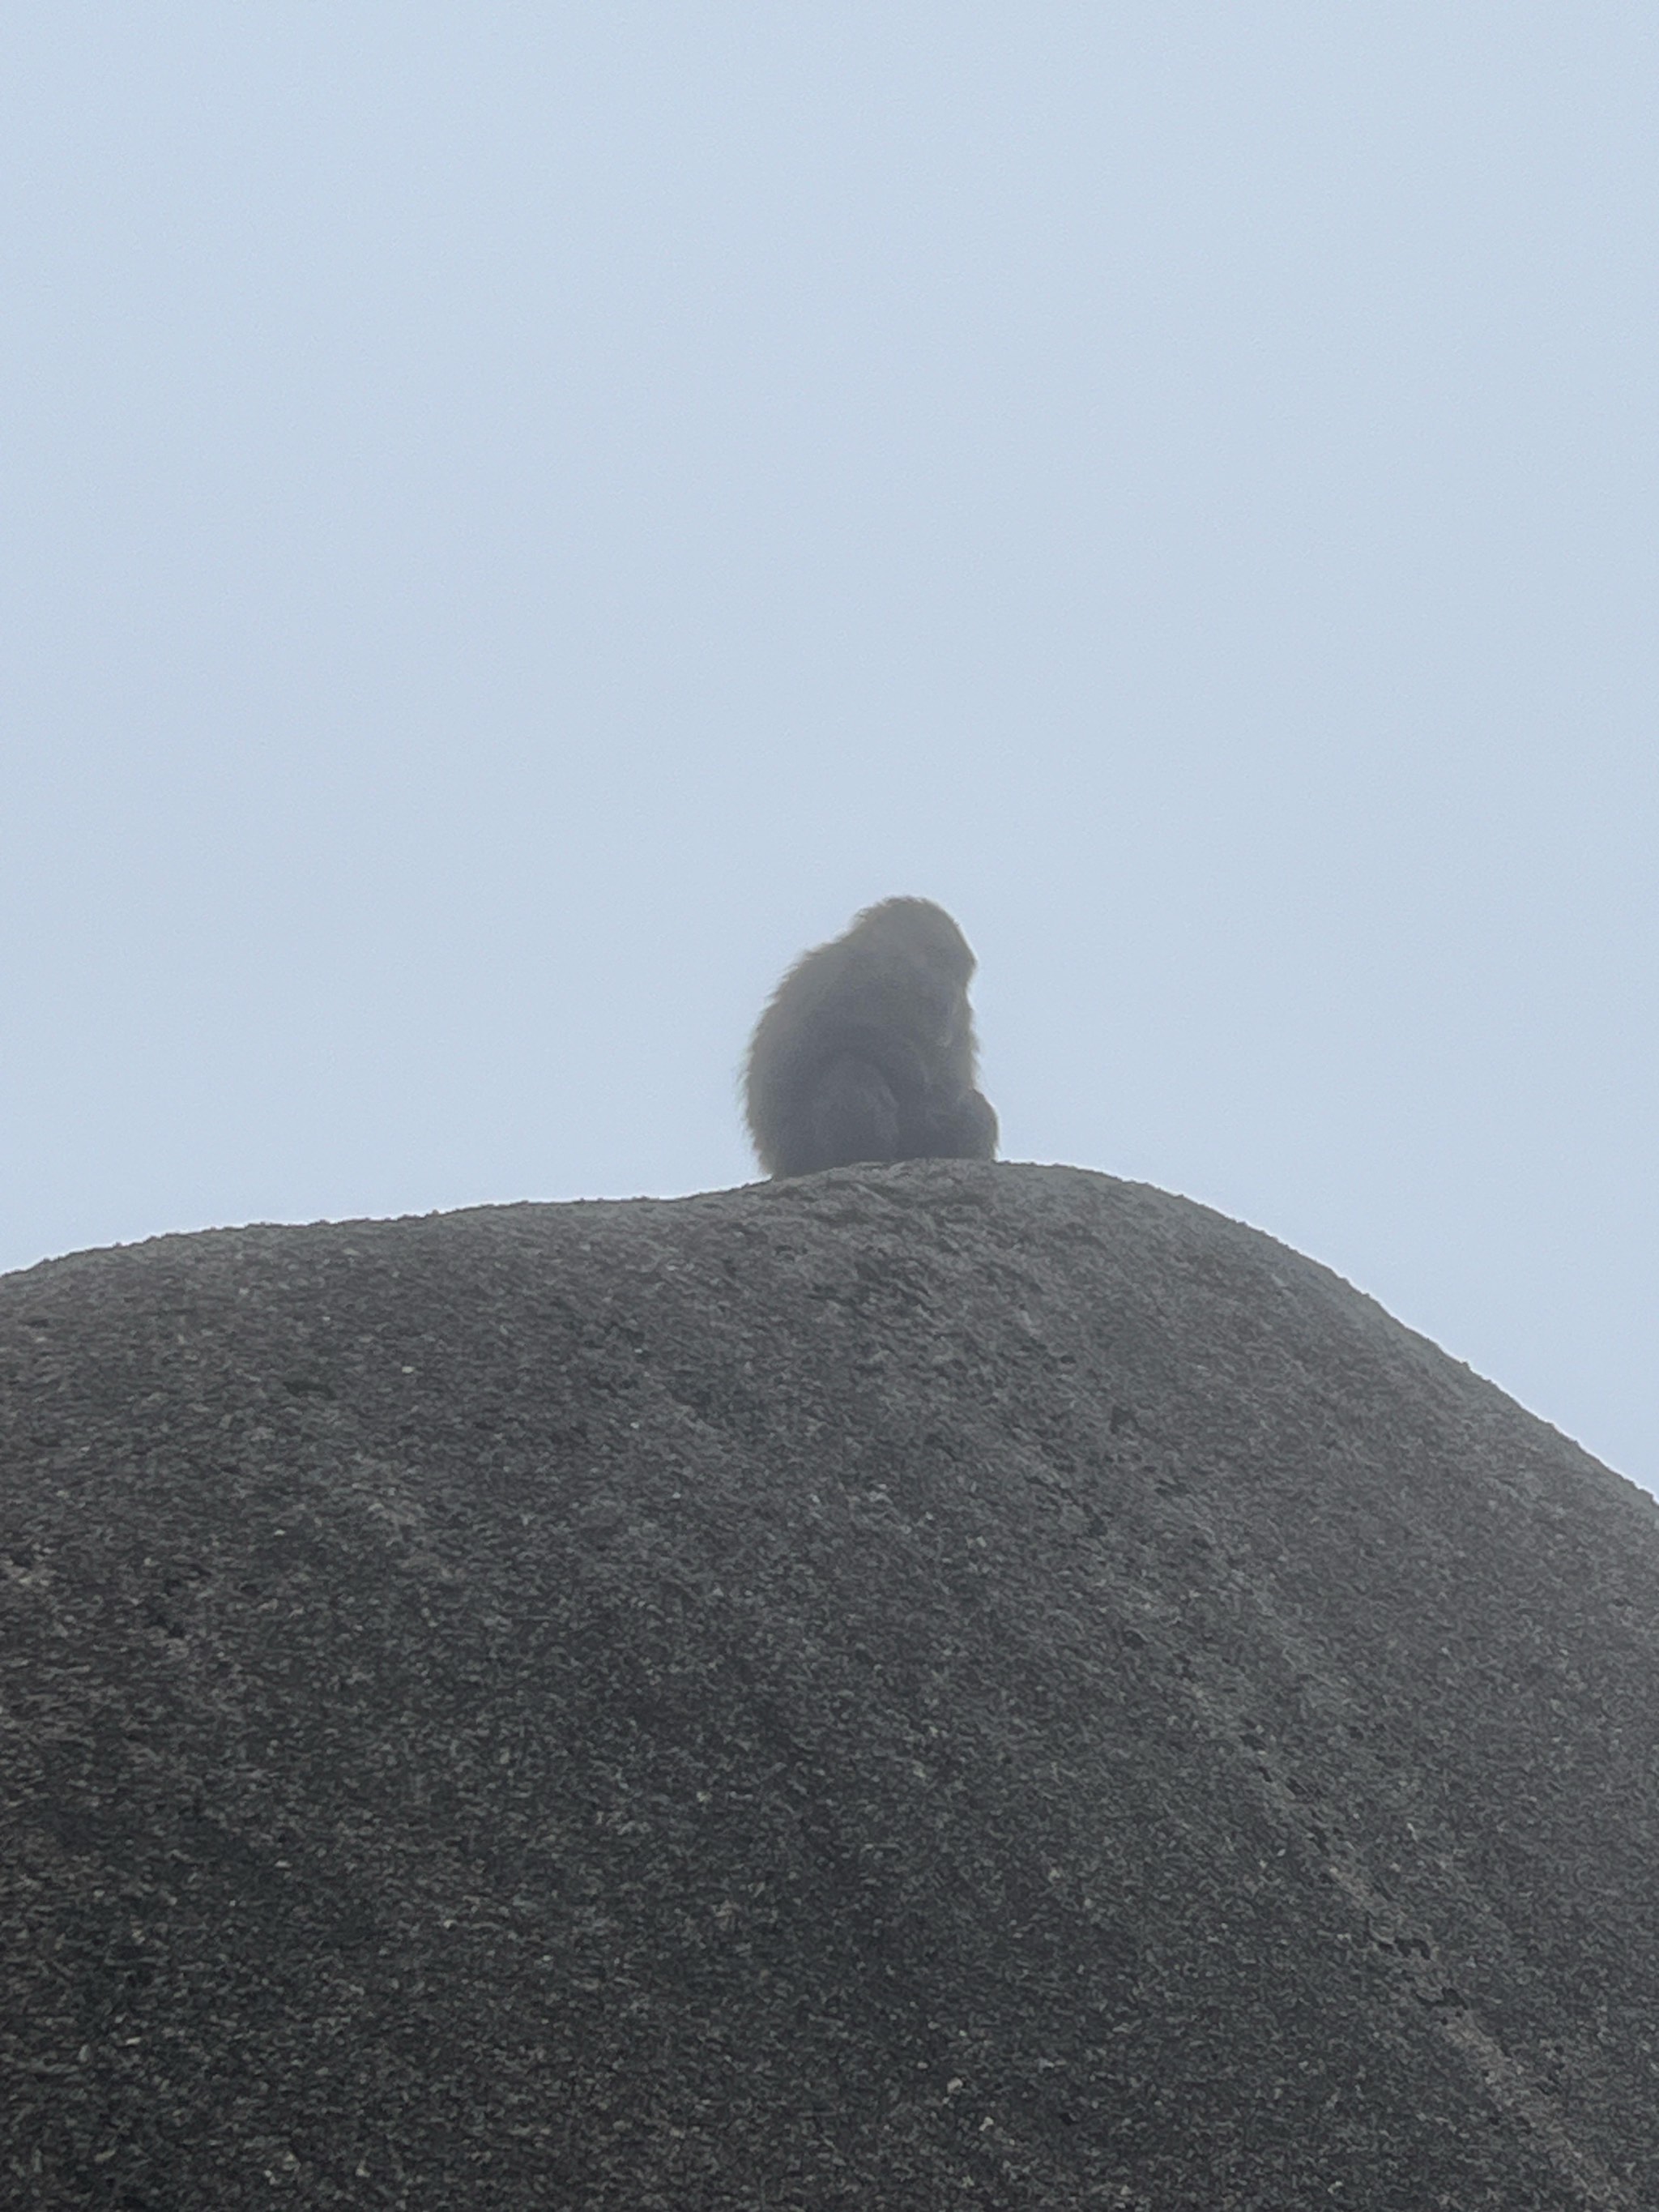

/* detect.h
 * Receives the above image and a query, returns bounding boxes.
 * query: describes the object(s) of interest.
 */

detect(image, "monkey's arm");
[795,1014,996,1169]
[902,1085,999,1162]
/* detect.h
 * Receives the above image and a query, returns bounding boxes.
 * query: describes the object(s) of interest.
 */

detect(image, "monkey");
[744,897,999,1178]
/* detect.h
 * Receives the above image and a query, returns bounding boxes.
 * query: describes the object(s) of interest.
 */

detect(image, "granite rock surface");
[2,1162,1657,2209]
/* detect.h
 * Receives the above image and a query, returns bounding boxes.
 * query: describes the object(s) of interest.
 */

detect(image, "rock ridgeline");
[2,1163,1657,2210]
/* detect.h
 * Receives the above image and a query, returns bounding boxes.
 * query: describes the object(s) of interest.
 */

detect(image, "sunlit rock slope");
[3,1164,1657,2210]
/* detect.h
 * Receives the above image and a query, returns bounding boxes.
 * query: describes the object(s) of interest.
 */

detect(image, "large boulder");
[2,1164,1656,2209]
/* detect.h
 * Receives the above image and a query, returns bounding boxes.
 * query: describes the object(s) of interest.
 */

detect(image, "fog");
[2,6,1654,1487]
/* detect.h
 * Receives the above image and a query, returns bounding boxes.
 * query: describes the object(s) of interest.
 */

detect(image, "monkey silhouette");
[744,897,998,1177]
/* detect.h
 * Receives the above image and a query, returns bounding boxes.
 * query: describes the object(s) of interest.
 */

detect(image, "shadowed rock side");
[2,1167,1658,2210]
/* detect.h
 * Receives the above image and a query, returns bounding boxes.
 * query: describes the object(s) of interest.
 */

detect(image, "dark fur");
[744,898,998,1177]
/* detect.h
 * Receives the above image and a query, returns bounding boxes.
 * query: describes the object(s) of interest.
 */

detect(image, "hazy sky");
[3,7,1655,1490]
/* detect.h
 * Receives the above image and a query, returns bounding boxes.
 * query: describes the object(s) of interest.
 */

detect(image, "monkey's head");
[849,897,977,989]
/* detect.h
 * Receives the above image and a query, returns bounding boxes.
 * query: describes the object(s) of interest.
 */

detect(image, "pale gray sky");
[3,6,1655,1488]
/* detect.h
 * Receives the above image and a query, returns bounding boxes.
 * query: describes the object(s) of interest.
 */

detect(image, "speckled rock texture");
[2,1163,1657,2210]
